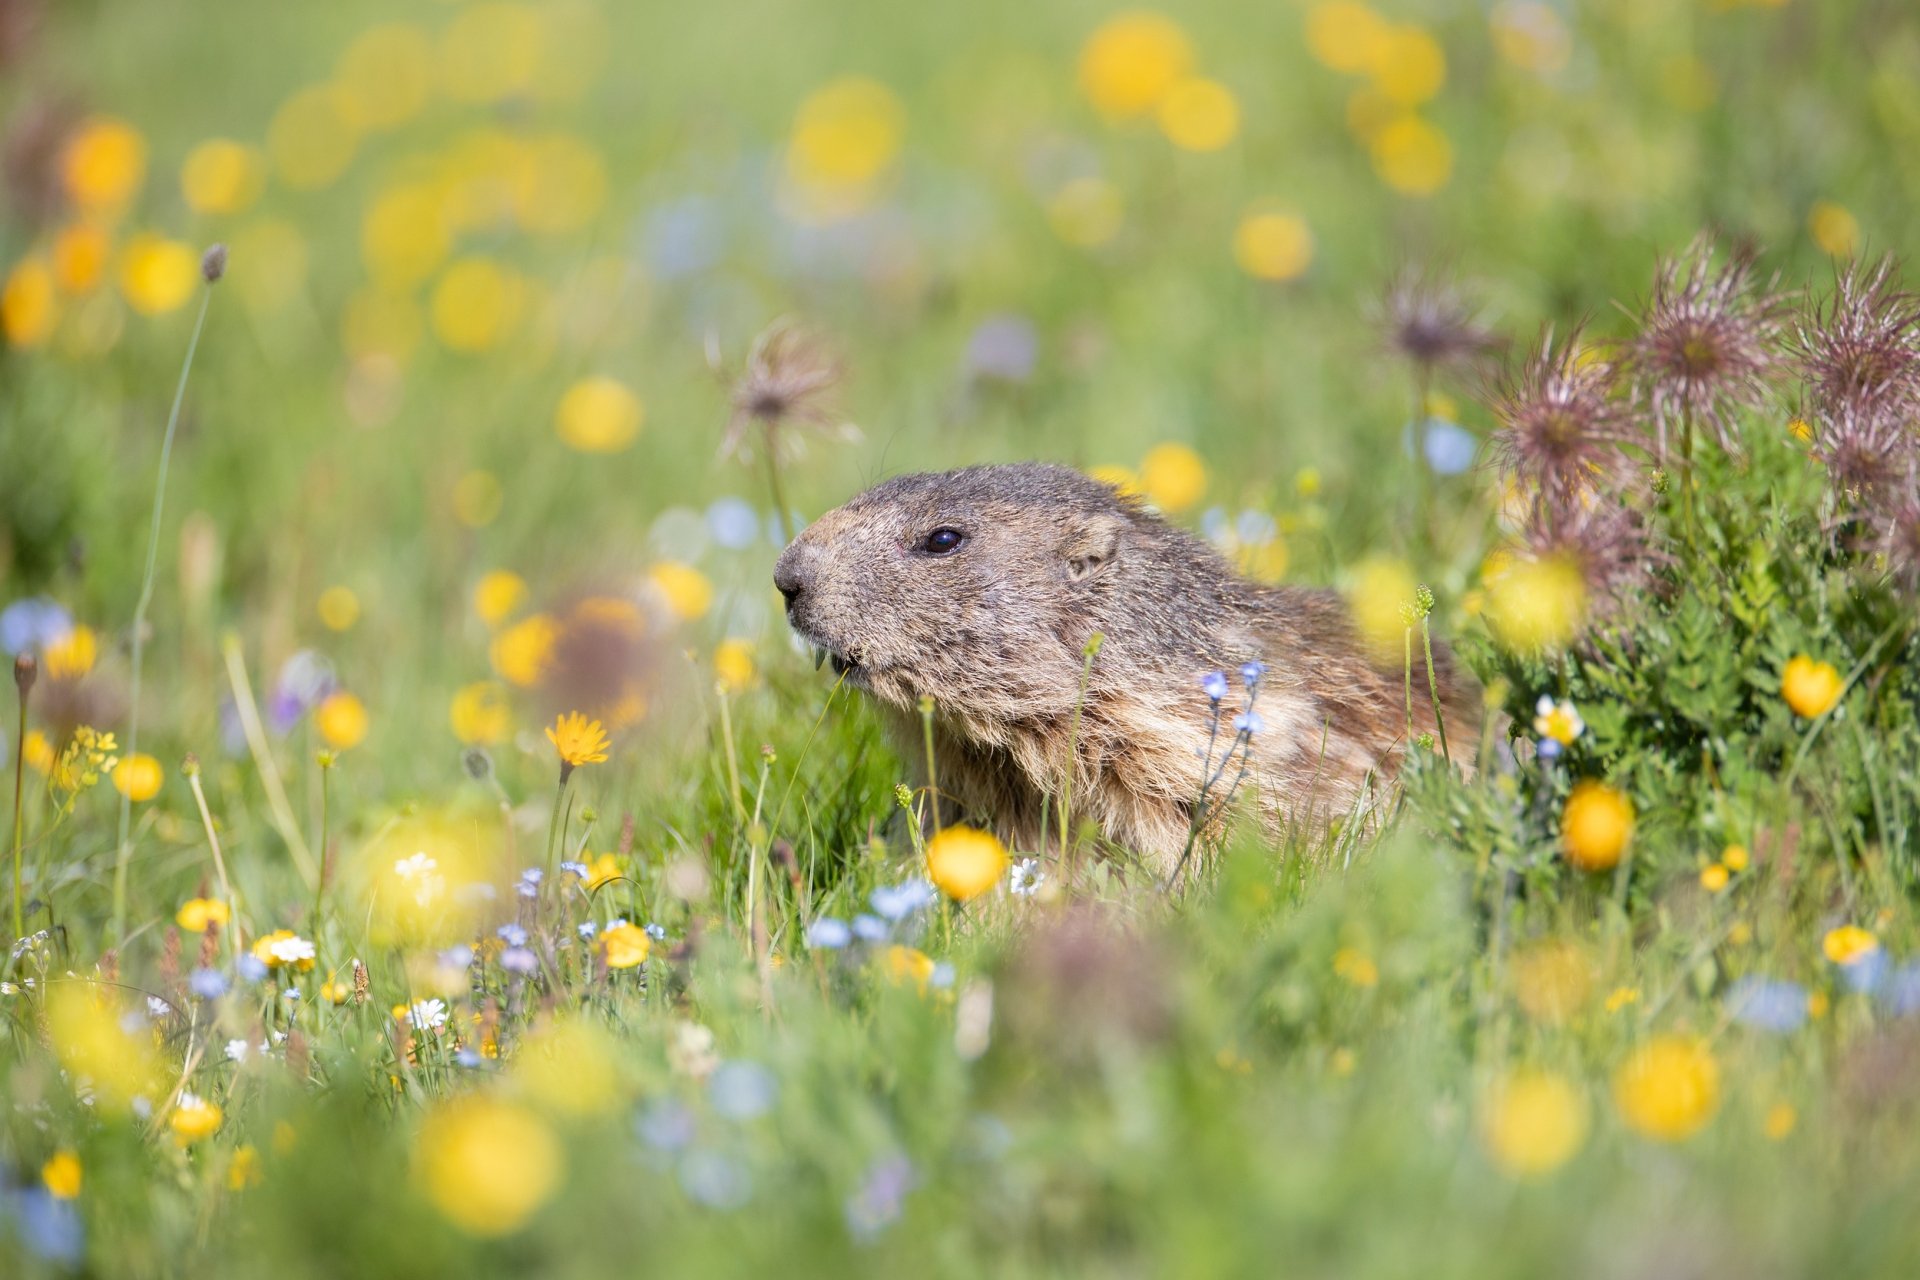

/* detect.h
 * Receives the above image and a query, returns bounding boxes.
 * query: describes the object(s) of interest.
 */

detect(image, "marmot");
[773,463,1481,874]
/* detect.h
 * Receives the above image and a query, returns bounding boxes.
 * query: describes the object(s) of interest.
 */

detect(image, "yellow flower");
[1370,114,1453,196]
[450,681,513,745]
[925,825,1009,903]
[1333,947,1379,988]
[1763,1102,1797,1141]
[41,1150,82,1199]
[1232,210,1314,282]
[1561,782,1634,872]
[335,23,435,131]
[42,624,98,680]
[1612,1037,1720,1142]
[169,1093,224,1145]
[1156,77,1239,151]
[1087,464,1141,497]
[1787,417,1814,443]
[1781,654,1843,719]
[62,117,147,215]
[52,225,110,294]
[583,853,623,891]
[1727,921,1753,947]
[112,754,164,802]
[1479,1070,1588,1178]
[491,613,557,686]
[1512,939,1590,1024]
[319,974,351,1005]
[648,562,713,622]
[176,897,230,932]
[713,639,756,693]
[1603,985,1640,1014]
[2,256,58,347]
[1305,1,1389,74]
[416,1096,562,1237]
[315,692,369,751]
[1807,990,1831,1019]
[1046,177,1124,248]
[317,585,360,631]
[1366,24,1446,106]
[1720,844,1749,873]
[1808,200,1859,258]
[554,376,644,453]
[360,183,450,286]
[119,234,199,316]
[600,921,651,969]
[430,256,520,352]
[1699,863,1730,893]
[516,133,608,234]
[1139,442,1207,513]
[473,570,528,627]
[1078,12,1194,119]
[267,86,359,189]
[227,1145,263,1191]
[180,139,266,215]
[547,711,610,769]
[1345,555,1418,662]
[1822,925,1879,967]
[879,943,936,993]
[1484,552,1587,654]
[785,77,905,217]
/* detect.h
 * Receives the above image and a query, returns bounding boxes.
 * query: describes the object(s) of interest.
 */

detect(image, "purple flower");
[708,1061,778,1120]
[844,1153,916,1243]
[560,860,589,879]
[236,954,268,983]
[870,879,936,922]
[852,914,889,943]
[637,1098,697,1152]
[1879,960,1920,1017]
[1200,671,1229,703]
[1232,711,1265,736]
[268,650,337,732]
[0,598,72,656]
[3,1189,83,1265]
[496,923,528,947]
[500,947,538,974]
[189,967,229,999]
[1239,662,1267,688]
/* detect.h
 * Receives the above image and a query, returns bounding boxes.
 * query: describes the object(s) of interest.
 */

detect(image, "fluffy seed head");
[718,322,854,461]
[1490,325,1636,523]
[1792,256,1920,418]
[1627,235,1792,456]
[1377,267,1501,374]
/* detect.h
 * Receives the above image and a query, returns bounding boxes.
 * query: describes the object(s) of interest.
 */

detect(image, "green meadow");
[4,0,1920,1274]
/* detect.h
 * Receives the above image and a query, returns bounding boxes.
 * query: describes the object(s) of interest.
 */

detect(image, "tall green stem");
[113,286,213,942]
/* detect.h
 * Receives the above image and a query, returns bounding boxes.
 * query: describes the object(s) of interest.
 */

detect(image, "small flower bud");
[13,653,35,697]
[200,243,227,283]
[181,752,201,778]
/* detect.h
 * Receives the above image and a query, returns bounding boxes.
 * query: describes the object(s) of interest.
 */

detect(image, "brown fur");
[773,464,1481,874]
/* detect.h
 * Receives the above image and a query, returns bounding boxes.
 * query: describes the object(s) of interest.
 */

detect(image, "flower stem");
[11,682,27,942]
[1421,617,1452,764]
[544,770,572,876]
[113,285,213,943]
[762,422,790,545]
[185,762,238,964]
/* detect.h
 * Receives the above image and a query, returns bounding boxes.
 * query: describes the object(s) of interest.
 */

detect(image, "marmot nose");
[772,546,810,610]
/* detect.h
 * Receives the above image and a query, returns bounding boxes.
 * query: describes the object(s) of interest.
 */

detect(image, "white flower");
[1532,696,1585,747]
[405,998,449,1032]
[1009,858,1044,897]
[394,851,438,878]
[147,997,171,1018]
[225,1039,251,1063]
[266,935,316,966]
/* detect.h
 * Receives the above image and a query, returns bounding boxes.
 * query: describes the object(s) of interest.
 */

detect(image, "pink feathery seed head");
[1627,234,1795,457]
[1490,323,1637,514]
[1812,401,1917,502]
[1377,266,1503,373]
[1877,496,1920,594]
[717,321,856,462]
[1792,255,1920,418]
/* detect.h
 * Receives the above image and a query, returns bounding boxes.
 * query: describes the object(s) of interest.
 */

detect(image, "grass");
[5,0,1920,1275]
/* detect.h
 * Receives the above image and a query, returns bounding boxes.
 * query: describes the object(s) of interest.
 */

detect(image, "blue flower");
[1727,976,1809,1033]
[1232,711,1265,735]
[560,860,589,879]
[439,945,474,970]
[679,1149,751,1210]
[1536,737,1563,762]
[1878,960,1920,1017]
[708,1060,778,1120]
[577,921,598,939]
[1419,419,1478,475]
[1239,661,1267,688]
[929,962,955,989]
[852,914,889,943]
[636,1098,697,1152]
[707,497,762,551]
[516,868,544,899]
[645,922,667,942]
[500,947,538,974]
[870,879,937,922]
[0,598,72,657]
[806,917,852,949]
[1840,947,1890,994]
[1200,671,1229,703]
[496,923,528,947]
[236,954,268,983]
[189,967,229,999]
[3,1188,84,1265]
[283,987,301,1002]
[455,1048,484,1069]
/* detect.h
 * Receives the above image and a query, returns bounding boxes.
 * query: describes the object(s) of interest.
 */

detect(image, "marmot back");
[773,463,1481,873]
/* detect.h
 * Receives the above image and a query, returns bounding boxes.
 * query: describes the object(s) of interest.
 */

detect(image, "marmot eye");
[920,527,966,556]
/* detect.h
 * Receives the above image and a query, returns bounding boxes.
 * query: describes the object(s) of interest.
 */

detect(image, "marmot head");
[773,465,1135,718]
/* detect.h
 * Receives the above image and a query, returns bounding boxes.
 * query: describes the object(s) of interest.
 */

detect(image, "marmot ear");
[1064,513,1126,583]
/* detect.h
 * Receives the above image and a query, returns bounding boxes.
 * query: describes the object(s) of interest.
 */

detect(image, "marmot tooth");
[813,645,828,671]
